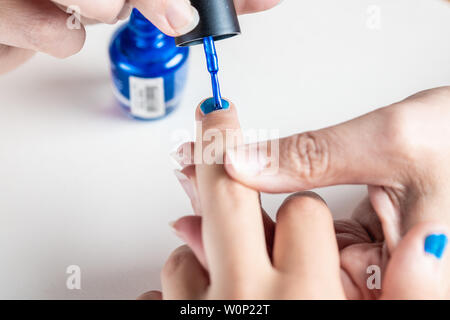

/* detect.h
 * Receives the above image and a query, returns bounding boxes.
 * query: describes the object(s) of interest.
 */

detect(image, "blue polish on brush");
[203,36,223,110]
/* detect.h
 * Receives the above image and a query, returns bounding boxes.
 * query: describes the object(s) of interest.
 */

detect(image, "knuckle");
[57,30,86,58]
[440,86,450,99]
[429,86,450,106]
[161,245,194,278]
[382,86,450,161]
[408,86,450,103]
[282,132,330,184]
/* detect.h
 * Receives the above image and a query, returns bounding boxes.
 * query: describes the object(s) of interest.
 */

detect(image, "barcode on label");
[129,76,165,119]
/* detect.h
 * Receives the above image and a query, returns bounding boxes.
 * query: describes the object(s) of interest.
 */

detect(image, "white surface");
[0,0,449,299]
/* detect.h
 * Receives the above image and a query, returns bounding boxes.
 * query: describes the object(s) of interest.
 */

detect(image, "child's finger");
[161,245,208,299]
[194,100,271,285]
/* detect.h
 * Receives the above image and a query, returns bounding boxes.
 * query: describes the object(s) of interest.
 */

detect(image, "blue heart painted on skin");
[424,234,448,259]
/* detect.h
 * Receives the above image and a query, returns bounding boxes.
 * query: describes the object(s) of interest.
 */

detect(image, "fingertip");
[35,10,87,59]
[199,98,231,115]
[368,185,402,252]
[170,141,194,169]
[170,215,207,269]
[137,290,162,300]
[170,6,200,36]
[54,25,86,59]
[235,0,283,14]
[277,191,332,225]
[46,5,87,58]
[117,2,133,21]
[196,98,234,120]
[425,233,448,260]
[195,99,208,120]
[414,223,449,260]
[180,164,196,179]
[388,222,450,269]
[195,98,241,133]
[382,222,450,299]
[283,191,328,207]
[172,215,202,236]
[0,46,35,75]
[401,221,449,254]
[133,0,199,37]
[173,169,201,214]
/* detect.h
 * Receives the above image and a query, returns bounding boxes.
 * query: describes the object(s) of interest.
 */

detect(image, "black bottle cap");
[175,0,241,47]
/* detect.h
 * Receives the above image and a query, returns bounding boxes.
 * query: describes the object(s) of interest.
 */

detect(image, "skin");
[2,0,448,299]
[141,93,450,300]
[0,0,282,73]
[162,87,450,299]
[221,86,450,297]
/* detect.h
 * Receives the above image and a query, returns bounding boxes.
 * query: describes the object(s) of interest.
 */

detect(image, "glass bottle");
[109,9,189,120]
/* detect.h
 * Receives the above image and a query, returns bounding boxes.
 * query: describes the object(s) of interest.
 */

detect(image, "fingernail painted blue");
[201,98,230,115]
[424,234,448,259]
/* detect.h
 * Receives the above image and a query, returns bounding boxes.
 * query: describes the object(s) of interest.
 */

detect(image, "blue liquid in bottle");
[109,9,189,120]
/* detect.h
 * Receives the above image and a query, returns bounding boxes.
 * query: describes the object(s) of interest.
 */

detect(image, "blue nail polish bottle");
[109,9,189,120]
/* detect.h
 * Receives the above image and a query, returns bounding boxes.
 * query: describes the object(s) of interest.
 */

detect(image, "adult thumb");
[381,222,449,300]
[224,107,405,193]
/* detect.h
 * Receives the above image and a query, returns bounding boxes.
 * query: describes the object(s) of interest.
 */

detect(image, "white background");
[0,0,449,299]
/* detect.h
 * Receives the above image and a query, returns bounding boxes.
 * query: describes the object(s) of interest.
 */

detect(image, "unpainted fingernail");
[425,233,448,259]
[170,143,193,169]
[174,170,201,214]
[169,220,184,238]
[165,0,200,35]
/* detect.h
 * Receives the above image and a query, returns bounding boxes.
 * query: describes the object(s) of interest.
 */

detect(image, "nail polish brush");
[174,0,241,110]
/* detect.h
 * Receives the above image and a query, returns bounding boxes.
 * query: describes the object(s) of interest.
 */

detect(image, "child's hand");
[141,98,450,300]
[148,101,346,299]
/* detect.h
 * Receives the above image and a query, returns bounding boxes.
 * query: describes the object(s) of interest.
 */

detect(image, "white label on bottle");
[129,76,165,119]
